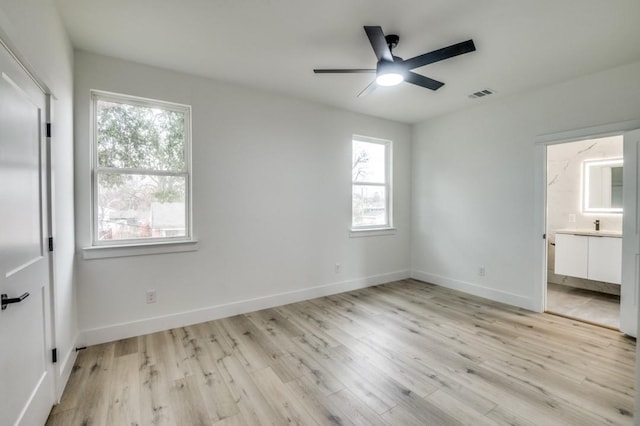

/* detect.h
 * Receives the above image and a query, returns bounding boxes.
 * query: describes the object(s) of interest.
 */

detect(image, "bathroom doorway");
[545,135,623,329]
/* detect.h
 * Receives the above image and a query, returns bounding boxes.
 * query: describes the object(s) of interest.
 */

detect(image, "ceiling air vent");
[468,88,496,99]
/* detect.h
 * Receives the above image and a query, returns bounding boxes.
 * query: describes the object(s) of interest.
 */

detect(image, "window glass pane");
[97,173,186,241]
[352,140,386,183]
[352,185,387,227]
[96,99,185,171]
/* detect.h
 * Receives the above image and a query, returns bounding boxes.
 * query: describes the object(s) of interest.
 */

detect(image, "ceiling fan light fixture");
[376,72,404,86]
[376,60,405,86]
[313,26,476,94]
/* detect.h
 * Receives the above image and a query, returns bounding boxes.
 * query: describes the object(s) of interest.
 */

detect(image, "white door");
[621,129,640,337]
[0,42,55,425]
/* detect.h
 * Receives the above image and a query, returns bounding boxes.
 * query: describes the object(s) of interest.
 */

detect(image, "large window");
[91,91,192,245]
[352,136,392,229]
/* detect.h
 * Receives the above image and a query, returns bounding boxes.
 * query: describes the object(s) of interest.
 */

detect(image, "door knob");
[1,292,29,310]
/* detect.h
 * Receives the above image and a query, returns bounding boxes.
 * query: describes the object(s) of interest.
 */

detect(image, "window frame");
[351,135,394,232]
[89,90,194,248]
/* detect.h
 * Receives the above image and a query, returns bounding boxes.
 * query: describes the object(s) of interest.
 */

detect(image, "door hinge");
[46,123,52,138]
[543,233,546,240]
[48,236,54,252]
[52,348,57,363]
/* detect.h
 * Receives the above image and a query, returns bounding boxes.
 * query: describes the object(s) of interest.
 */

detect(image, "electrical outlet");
[478,266,486,277]
[568,214,576,223]
[335,263,341,273]
[146,289,157,304]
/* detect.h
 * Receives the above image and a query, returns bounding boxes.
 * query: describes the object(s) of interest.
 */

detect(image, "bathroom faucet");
[594,219,600,231]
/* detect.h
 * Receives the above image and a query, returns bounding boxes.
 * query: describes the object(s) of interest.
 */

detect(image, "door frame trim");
[533,120,640,323]
[0,34,49,95]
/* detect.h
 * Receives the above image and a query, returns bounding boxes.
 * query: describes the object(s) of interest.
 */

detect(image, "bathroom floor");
[546,283,620,329]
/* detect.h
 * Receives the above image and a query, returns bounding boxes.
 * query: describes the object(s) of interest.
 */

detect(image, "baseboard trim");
[56,333,79,401]
[410,269,535,311]
[79,270,410,346]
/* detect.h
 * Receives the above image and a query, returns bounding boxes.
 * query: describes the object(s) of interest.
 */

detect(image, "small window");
[351,136,392,229]
[91,91,192,246]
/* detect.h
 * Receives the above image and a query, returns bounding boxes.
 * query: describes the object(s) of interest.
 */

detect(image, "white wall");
[411,60,640,310]
[0,0,76,398]
[74,51,411,344]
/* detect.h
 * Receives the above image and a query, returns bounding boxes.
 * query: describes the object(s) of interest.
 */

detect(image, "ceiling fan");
[314,26,476,96]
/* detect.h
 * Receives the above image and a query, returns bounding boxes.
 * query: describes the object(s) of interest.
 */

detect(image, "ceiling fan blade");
[403,39,476,70]
[357,80,377,98]
[405,72,444,90]
[364,26,393,62]
[314,69,376,74]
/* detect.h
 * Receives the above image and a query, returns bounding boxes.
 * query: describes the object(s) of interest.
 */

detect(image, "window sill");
[82,240,199,260]
[349,227,397,238]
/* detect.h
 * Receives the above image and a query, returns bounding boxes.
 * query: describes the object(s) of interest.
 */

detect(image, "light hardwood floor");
[46,279,635,425]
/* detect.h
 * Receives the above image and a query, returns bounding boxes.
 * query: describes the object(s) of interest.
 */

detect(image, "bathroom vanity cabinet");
[554,231,622,284]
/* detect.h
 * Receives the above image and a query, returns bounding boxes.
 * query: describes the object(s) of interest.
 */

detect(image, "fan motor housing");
[385,34,399,49]
[377,59,406,75]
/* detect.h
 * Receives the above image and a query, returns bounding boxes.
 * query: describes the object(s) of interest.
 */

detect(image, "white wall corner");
[78,270,410,346]
[410,270,536,311]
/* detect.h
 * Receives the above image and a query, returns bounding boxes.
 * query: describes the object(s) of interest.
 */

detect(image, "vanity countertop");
[555,229,622,238]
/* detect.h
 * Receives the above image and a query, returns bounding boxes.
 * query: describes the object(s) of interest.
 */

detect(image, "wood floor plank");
[323,388,389,426]
[217,354,287,425]
[168,376,211,426]
[267,351,315,383]
[138,334,176,425]
[251,367,320,425]
[275,304,343,348]
[451,356,624,425]
[44,409,75,426]
[186,344,240,422]
[292,336,396,414]
[216,315,276,372]
[357,330,499,414]
[294,362,344,396]
[483,357,633,423]
[158,329,193,381]
[485,404,540,426]
[197,321,235,361]
[323,326,438,398]
[330,343,437,407]
[381,399,463,426]
[212,413,250,426]
[245,309,304,354]
[285,375,352,425]
[48,279,635,426]
[105,352,141,426]
[114,336,139,357]
[68,343,115,426]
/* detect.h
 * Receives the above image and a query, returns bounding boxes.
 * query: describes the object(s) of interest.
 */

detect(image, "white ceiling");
[55,0,640,124]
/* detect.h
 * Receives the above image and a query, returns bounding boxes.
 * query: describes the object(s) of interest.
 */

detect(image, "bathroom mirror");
[583,158,623,213]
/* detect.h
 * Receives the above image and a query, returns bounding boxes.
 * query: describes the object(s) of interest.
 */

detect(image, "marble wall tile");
[547,135,623,235]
